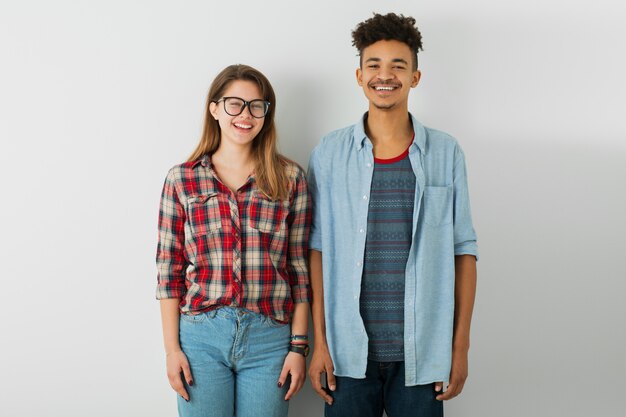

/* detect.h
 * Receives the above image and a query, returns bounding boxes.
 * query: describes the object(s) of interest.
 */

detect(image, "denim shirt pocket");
[423,185,453,226]
[187,192,223,236]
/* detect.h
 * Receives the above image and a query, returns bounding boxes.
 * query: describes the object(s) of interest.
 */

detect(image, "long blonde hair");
[188,64,289,201]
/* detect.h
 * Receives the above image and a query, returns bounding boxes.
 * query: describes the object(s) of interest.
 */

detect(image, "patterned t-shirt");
[360,148,415,362]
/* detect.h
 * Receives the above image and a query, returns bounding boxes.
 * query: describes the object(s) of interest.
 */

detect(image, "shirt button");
[356,261,362,266]
[359,228,364,233]
[353,295,358,300]
[366,163,372,168]
[362,195,368,200]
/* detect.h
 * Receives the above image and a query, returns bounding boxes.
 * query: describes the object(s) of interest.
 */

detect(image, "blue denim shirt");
[307,113,478,385]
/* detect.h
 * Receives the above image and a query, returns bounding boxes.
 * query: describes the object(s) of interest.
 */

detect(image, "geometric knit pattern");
[360,152,415,362]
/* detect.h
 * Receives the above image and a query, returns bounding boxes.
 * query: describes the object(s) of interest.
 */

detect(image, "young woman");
[156,64,311,417]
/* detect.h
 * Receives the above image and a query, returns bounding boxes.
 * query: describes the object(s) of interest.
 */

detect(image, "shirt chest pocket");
[249,193,288,234]
[422,185,453,226]
[187,193,223,236]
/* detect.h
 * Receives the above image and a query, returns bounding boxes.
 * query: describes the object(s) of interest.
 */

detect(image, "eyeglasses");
[214,96,270,118]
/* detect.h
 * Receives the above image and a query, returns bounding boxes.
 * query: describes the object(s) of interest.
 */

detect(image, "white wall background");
[1,1,625,416]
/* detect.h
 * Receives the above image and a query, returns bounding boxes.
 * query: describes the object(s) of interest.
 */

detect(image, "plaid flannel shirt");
[156,155,311,322]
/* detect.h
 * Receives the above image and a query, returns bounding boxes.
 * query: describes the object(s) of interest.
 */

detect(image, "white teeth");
[375,86,396,91]
[234,123,252,129]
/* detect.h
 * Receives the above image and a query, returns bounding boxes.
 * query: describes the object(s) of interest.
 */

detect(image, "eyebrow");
[364,57,409,65]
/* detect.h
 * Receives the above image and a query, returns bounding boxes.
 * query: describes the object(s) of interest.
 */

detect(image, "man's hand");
[308,342,336,405]
[435,347,468,401]
[166,350,193,402]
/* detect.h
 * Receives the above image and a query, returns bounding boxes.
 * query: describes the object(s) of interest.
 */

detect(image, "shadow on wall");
[451,138,626,417]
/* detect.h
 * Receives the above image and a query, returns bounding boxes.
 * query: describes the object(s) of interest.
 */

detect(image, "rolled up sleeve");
[156,169,188,299]
[287,169,312,303]
[452,145,479,260]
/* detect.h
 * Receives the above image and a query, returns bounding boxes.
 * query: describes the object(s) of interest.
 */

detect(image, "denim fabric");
[308,113,478,385]
[325,361,443,417]
[177,307,290,417]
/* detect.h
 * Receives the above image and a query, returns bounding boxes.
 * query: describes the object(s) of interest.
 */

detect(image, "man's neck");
[364,105,414,159]
[364,105,413,147]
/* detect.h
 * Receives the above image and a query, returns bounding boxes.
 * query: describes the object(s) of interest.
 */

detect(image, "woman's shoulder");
[164,158,205,182]
[280,157,306,182]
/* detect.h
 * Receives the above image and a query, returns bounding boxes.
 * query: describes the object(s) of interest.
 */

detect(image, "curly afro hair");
[352,13,423,70]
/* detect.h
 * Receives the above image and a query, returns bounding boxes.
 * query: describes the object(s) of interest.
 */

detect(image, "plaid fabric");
[156,154,311,322]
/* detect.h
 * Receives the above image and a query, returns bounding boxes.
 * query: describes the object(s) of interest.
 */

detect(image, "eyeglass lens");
[223,97,268,118]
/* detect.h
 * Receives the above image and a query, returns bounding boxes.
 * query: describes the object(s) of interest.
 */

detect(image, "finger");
[312,372,333,404]
[436,383,458,401]
[284,373,302,401]
[277,365,290,389]
[308,368,322,391]
[315,379,332,403]
[177,385,190,402]
[326,367,336,392]
[169,373,190,402]
[434,382,443,393]
[181,359,194,386]
[323,372,335,405]
[308,366,324,394]
[453,380,466,397]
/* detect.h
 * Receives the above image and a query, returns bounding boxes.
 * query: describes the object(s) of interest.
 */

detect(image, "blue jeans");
[325,361,443,417]
[177,307,290,417]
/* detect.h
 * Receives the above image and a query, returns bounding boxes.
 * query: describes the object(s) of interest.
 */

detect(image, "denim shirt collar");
[354,112,427,155]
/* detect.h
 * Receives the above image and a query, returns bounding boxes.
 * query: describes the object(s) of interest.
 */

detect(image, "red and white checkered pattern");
[156,155,311,322]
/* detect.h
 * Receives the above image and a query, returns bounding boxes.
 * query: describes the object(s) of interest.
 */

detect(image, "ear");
[411,70,421,88]
[209,101,219,120]
[356,68,363,86]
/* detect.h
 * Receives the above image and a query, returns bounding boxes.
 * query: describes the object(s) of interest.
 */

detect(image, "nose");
[376,69,394,81]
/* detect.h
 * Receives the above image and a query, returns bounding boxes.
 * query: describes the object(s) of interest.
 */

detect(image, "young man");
[307,13,478,417]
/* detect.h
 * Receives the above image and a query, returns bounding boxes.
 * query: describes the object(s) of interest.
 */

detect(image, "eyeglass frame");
[213,96,271,119]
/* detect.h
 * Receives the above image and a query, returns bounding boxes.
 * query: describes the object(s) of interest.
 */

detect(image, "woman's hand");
[166,350,193,402]
[278,351,306,401]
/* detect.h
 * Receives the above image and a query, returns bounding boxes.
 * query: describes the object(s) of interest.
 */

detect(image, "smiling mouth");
[233,122,252,130]
[369,83,401,93]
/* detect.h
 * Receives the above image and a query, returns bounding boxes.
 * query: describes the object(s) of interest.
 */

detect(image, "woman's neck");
[211,143,255,192]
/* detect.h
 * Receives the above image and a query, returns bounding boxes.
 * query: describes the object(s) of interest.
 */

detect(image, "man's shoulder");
[424,125,457,144]
[422,125,461,155]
